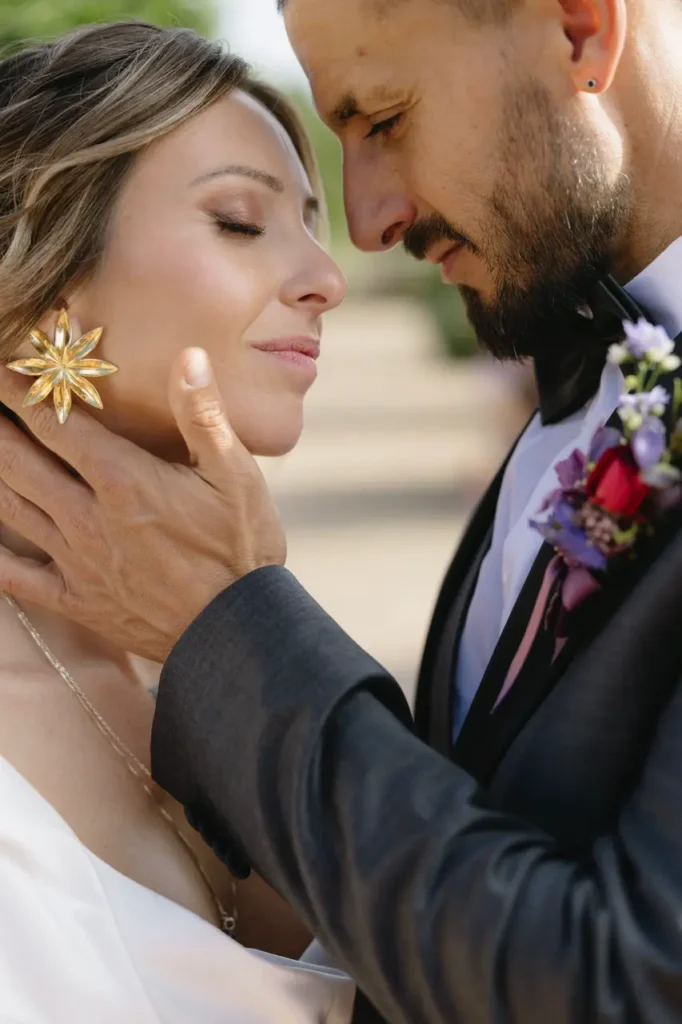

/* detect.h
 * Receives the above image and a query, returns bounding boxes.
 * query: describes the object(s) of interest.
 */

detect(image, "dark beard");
[407,82,630,362]
[462,175,628,362]
[460,215,615,363]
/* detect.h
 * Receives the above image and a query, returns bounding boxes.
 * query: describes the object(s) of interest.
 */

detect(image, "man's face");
[286,0,630,360]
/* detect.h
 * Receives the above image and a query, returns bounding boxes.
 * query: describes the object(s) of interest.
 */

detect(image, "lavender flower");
[624,319,671,358]
[618,386,670,430]
[632,416,667,471]
[646,385,670,411]
[608,319,681,371]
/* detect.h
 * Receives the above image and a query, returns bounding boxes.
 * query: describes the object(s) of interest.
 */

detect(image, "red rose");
[585,445,651,518]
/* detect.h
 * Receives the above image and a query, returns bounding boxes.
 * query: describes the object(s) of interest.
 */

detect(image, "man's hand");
[0,348,286,661]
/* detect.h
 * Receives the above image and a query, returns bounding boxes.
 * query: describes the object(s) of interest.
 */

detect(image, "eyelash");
[214,216,265,238]
[365,113,403,140]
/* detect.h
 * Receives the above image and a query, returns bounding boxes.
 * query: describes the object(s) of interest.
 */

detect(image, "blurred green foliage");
[288,90,348,244]
[419,271,478,358]
[0,0,217,51]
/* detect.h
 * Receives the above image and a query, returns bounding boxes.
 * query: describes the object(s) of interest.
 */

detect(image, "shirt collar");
[626,236,682,339]
[534,240,682,426]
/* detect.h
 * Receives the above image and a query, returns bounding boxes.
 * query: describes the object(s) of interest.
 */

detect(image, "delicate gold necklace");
[3,592,237,936]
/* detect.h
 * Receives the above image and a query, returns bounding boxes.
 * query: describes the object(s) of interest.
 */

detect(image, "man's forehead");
[284,0,414,115]
[284,0,376,53]
[280,0,411,17]
[283,0,417,58]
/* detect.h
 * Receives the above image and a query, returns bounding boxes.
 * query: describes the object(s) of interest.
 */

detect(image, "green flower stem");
[674,378,682,423]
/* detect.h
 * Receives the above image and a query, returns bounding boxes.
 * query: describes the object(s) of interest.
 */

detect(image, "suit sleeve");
[152,565,682,1024]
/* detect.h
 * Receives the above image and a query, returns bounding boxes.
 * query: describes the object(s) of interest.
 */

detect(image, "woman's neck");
[0,524,140,681]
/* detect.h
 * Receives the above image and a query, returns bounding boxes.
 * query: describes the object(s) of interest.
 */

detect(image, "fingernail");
[184,348,211,389]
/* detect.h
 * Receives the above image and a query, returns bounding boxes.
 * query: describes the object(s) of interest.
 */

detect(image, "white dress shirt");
[453,236,682,736]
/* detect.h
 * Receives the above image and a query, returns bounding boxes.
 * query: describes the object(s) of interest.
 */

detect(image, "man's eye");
[365,113,402,140]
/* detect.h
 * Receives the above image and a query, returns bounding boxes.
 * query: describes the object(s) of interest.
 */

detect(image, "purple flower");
[588,425,621,464]
[646,385,671,410]
[632,416,667,471]
[609,320,680,370]
[622,319,674,361]
[555,449,586,490]
[618,385,667,409]
[537,487,563,514]
[618,388,670,435]
[531,499,608,573]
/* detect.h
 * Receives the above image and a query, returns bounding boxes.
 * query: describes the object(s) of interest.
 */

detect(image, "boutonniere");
[531,319,682,627]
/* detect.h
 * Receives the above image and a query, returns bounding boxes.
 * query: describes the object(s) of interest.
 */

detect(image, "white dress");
[0,756,355,1023]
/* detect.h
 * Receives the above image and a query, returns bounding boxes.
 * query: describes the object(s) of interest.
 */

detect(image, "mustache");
[403,213,472,261]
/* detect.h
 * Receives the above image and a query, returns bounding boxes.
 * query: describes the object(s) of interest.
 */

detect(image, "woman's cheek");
[201,266,278,370]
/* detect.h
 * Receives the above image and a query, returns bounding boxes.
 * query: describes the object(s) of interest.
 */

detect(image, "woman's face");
[62,90,347,460]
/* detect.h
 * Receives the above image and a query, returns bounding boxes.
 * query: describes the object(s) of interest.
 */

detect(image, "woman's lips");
[252,337,320,379]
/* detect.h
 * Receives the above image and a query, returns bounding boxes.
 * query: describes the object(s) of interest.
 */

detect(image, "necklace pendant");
[221,912,237,936]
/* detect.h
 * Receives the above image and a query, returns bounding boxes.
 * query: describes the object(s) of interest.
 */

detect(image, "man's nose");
[343,161,417,253]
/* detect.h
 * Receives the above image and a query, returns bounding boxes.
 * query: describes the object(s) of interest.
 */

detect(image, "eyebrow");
[191,163,319,216]
[331,93,361,127]
[191,164,284,191]
[330,87,400,129]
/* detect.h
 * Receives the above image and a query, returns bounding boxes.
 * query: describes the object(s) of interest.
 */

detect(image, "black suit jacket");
[152,415,682,1022]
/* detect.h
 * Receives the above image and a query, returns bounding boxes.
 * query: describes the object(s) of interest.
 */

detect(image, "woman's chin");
[237,410,304,459]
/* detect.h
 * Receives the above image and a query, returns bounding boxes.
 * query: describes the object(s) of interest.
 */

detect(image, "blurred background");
[0,0,533,701]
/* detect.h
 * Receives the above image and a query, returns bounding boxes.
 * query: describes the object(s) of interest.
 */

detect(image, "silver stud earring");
[586,78,598,90]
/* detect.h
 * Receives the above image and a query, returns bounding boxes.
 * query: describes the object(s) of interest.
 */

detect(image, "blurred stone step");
[260,423,504,497]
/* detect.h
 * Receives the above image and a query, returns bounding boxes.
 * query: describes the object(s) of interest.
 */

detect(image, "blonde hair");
[0,21,322,358]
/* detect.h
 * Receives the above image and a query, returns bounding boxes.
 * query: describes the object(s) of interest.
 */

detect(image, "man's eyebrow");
[330,87,400,128]
[191,163,319,217]
[331,93,361,127]
[190,164,285,192]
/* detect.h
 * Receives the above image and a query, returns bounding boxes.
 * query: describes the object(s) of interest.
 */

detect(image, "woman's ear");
[60,279,97,336]
[33,304,64,339]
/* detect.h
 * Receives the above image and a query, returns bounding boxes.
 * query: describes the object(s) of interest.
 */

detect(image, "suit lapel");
[415,418,533,753]
[452,540,556,778]
[414,478,497,752]
[426,523,493,756]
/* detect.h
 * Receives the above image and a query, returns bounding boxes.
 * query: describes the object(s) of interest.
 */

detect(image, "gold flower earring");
[7,308,118,424]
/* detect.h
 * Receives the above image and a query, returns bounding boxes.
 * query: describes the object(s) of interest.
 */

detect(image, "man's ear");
[557,0,627,94]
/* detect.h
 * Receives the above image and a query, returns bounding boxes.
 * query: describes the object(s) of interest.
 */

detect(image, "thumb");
[168,348,245,477]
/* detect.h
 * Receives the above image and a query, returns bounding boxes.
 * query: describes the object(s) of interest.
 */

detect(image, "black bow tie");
[534,275,649,426]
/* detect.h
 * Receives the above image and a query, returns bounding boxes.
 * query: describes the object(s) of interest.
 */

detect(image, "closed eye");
[365,113,402,140]
[213,215,265,238]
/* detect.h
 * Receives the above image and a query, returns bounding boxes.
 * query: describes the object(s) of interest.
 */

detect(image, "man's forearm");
[151,566,411,879]
[152,567,677,1024]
